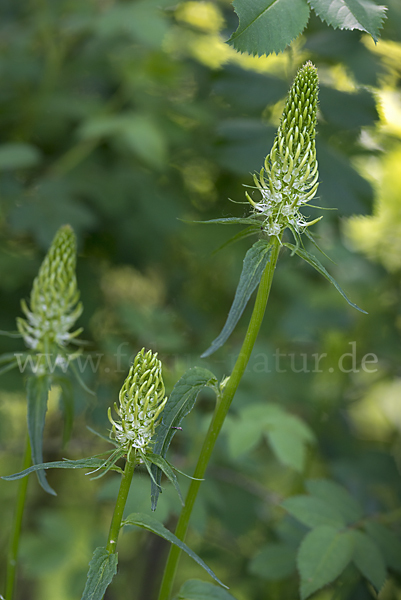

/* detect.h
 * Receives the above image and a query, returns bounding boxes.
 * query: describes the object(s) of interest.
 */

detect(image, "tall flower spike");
[108,348,167,457]
[17,225,83,352]
[246,61,320,240]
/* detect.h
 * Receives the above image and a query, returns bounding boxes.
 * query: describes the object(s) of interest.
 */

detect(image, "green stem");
[5,433,32,600]
[106,453,136,554]
[158,237,281,600]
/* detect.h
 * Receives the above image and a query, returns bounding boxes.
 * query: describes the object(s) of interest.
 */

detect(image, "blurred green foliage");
[1,1,401,599]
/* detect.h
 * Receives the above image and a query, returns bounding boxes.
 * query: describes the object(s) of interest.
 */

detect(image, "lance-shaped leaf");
[228,0,311,57]
[81,546,118,600]
[284,243,367,314]
[201,240,272,358]
[175,579,239,599]
[151,367,217,510]
[26,374,55,495]
[2,455,124,481]
[123,513,228,589]
[308,0,387,42]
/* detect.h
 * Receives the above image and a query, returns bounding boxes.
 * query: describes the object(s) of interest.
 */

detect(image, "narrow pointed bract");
[247,61,320,239]
[108,348,167,457]
[17,225,83,353]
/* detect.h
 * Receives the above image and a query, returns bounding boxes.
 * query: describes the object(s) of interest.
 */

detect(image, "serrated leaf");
[308,0,387,42]
[26,375,55,495]
[284,243,367,313]
[151,367,217,510]
[364,521,401,574]
[305,479,364,525]
[282,495,346,529]
[81,546,118,600]
[249,542,297,580]
[350,530,387,591]
[201,240,272,358]
[175,579,238,600]
[297,525,354,599]
[228,0,310,56]
[123,513,228,588]
[1,456,123,481]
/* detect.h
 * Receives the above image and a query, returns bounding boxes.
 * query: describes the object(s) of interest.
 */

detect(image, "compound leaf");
[228,0,310,56]
[297,525,354,599]
[350,530,387,591]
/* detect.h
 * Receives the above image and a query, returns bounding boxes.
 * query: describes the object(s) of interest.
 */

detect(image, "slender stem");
[106,453,136,553]
[158,237,281,600]
[5,433,32,600]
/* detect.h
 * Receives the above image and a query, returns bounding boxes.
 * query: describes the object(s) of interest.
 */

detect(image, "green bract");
[246,61,321,240]
[108,348,167,456]
[17,225,83,353]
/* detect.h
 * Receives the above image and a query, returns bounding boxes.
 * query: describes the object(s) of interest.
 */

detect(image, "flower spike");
[108,348,167,458]
[248,61,320,240]
[17,225,83,353]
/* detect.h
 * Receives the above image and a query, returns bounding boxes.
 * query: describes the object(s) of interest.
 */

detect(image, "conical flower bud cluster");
[17,225,83,352]
[108,349,167,454]
[247,61,320,239]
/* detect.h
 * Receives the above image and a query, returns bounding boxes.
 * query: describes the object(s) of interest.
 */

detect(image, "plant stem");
[106,453,136,554]
[158,237,281,600]
[5,433,32,600]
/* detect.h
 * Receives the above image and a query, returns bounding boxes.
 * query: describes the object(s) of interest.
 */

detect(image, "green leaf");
[364,521,401,574]
[56,376,74,447]
[190,217,262,227]
[211,225,261,255]
[284,243,367,314]
[228,0,310,56]
[145,452,184,506]
[81,546,118,600]
[297,525,354,599]
[175,579,238,600]
[26,375,55,495]
[308,0,387,42]
[350,530,387,591]
[122,513,228,588]
[249,542,297,580]
[0,143,42,170]
[305,479,364,525]
[1,456,124,481]
[282,495,346,529]
[201,240,272,357]
[151,367,217,510]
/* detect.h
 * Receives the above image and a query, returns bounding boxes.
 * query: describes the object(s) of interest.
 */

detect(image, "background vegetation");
[1,1,401,599]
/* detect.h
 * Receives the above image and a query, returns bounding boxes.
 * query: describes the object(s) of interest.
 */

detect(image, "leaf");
[211,225,261,255]
[228,0,310,57]
[284,243,367,314]
[151,367,217,510]
[81,546,118,600]
[175,579,238,600]
[297,525,354,599]
[308,0,387,42]
[56,376,74,447]
[282,495,346,529]
[364,521,401,574]
[350,530,387,591]
[305,479,364,525]
[249,542,297,580]
[122,513,228,588]
[26,375,55,495]
[189,217,262,227]
[0,143,42,170]
[1,456,123,481]
[201,240,272,358]
[144,452,184,506]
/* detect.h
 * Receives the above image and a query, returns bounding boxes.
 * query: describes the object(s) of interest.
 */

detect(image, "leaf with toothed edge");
[307,0,387,42]
[81,546,118,600]
[228,0,311,57]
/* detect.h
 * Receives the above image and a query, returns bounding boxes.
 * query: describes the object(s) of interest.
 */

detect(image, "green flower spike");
[246,61,321,240]
[108,348,167,458]
[17,225,83,354]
